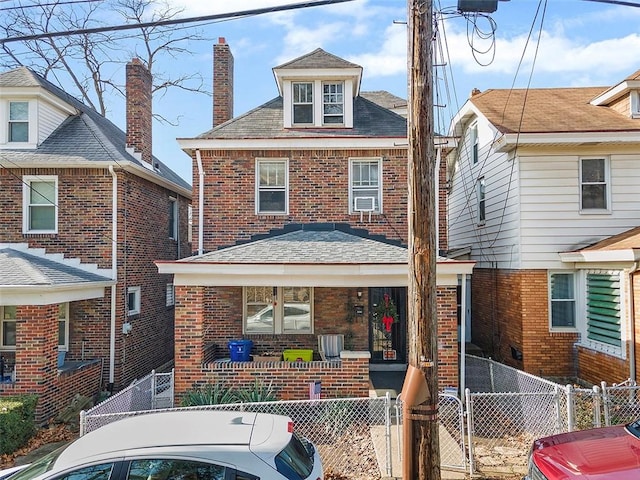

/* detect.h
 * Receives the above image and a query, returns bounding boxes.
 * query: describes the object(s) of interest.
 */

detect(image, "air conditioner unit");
[354,196,376,222]
[354,197,376,212]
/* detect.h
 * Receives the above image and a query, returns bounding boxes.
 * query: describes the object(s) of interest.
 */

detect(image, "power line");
[0,0,103,12]
[583,0,640,6]
[0,0,355,44]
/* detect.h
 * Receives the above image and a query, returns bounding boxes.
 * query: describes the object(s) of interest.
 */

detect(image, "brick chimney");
[213,37,234,127]
[126,58,152,165]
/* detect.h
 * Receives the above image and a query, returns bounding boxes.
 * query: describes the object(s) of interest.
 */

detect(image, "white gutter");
[109,166,118,388]
[460,273,467,403]
[630,262,639,382]
[435,147,441,254]
[196,149,204,255]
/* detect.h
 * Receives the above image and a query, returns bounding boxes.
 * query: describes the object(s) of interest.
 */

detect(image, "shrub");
[180,380,277,406]
[0,395,38,455]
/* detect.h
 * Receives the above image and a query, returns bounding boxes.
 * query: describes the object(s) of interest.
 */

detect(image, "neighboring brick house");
[0,59,191,422]
[157,39,474,401]
[446,70,640,385]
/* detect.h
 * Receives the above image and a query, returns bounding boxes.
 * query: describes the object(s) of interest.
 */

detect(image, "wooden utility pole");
[402,0,440,479]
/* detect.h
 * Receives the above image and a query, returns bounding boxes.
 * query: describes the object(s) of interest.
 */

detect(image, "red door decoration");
[377,293,398,333]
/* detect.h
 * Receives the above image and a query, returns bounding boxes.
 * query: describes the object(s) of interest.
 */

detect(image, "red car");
[526,421,640,479]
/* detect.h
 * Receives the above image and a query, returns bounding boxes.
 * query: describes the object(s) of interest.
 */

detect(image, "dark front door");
[369,287,407,363]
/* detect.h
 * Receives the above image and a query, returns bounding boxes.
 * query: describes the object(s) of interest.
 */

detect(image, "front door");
[369,287,406,363]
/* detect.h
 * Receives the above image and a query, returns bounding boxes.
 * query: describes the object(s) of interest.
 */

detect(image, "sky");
[14,0,640,184]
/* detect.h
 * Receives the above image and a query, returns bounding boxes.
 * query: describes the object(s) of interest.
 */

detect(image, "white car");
[0,410,323,480]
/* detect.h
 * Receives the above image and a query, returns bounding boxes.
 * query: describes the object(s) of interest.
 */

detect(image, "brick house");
[0,59,191,422]
[157,39,474,401]
[446,70,640,385]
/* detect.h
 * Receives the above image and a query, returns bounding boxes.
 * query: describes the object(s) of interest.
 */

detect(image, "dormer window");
[293,83,313,124]
[323,82,343,124]
[9,101,29,142]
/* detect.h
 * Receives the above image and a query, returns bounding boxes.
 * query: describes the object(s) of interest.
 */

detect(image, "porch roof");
[0,245,115,305]
[559,225,640,265]
[157,226,475,287]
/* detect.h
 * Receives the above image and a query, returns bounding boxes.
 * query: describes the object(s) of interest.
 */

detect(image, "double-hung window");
[350,158,381,213]
[477,177,486,224]
[9,101,29,143]
[1,306,17,350]
[58,303,69,351]
[585,271,622,350]
[580,157,609,211]
[323,82,344,124]
[244,286,312,334]
[23,175,58,233]
[292,82,313,125]
[256,159,288,214]
[549,272,576,329]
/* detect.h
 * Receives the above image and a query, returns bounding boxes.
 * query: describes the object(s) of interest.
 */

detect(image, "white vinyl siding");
[38,101,69,144]
[447,119,521,269]
[519,153,640,270]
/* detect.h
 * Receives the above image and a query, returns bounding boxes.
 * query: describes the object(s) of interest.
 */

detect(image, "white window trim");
[292,81,314,126]
[548,271,578,332]
[631,91,640,118]
[169,197,178,240]
[255,158,289,215]
[579,156,611,214]
[58,303,69,351]
[22,175,58,234]
[283,79,353,128]
[127,286,141,316]
[575,269,626,359]
[470,122,479,165]
[0,306,16,351]
[476,176,486,225]
[349,157,382,215]
[166,283,175,307]
[322,81,344,125]
[1,100,37,149]
[243,287,314,335]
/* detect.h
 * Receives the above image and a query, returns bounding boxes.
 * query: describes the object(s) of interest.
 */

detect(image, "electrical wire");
[0,0,104,12]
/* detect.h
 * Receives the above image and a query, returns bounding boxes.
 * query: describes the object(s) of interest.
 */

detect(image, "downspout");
[630,261,639,382]
[109,165,118,391]
[195,149,204,255]
[460,273,467,402]
[435,147,441,254]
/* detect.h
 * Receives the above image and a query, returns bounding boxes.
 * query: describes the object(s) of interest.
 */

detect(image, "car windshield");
[627,419,640,437]
[274,433,314,480]
[6,444,69,480]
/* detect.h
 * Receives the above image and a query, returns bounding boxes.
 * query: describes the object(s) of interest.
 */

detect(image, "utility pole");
[402,0,440,479]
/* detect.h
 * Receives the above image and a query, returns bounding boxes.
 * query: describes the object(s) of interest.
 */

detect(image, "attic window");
[323,82,344,124]
[631,91,640,118]
[293,82,313,124]
[9,101,29,142]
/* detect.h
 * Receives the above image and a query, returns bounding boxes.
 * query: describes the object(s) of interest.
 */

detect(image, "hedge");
[0,395,38,455]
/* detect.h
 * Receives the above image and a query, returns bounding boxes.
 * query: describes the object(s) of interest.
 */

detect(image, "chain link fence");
[80,370,173,436]
[464,356,640,477]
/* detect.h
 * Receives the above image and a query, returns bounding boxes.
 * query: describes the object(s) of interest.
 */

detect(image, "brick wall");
[174,284,460,397]
[471,267,636,385]
[192,148,408,253]
[126,58,153,165]
[0,166,190,419]
[213,38,234,127]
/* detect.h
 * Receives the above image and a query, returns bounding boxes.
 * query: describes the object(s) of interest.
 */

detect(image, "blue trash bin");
[228,340,253,362]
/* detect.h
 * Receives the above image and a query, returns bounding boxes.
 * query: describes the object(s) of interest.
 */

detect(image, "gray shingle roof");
[360,91,407,110]
[0,248,112,286]
[0,67,190,191]
[184,228,408,264]
[273,48,361,70]
[197,95,407,139]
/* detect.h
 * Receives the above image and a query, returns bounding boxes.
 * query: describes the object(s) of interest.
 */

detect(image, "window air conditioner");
[354,196,376,222]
